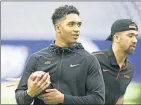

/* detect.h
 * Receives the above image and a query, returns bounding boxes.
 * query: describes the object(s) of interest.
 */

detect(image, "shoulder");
[91,50,112,66]
[91,50,106,57]
[91,50,107,60]
[30,47,49,59]
[92,51,105,55]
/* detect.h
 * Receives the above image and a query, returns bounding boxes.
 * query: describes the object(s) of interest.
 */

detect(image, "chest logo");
[44,61,51,65]
[70,64,80,67]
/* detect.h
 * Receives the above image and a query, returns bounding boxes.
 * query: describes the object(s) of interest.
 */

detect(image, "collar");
[105,46,128,68]
[48,41,84,55]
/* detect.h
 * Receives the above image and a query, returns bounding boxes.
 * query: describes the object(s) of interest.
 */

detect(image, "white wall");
[2,2,141,40]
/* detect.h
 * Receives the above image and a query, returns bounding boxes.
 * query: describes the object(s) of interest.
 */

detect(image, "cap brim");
[106,35,112,41]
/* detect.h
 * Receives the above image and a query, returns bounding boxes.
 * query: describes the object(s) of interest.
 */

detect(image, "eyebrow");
[68,21,82,24]
[127,33,138,36]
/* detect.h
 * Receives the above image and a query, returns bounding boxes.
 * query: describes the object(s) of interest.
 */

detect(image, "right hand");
[27,71,51,97]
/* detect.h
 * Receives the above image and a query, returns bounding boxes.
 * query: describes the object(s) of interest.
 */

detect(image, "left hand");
[37,89,64,104]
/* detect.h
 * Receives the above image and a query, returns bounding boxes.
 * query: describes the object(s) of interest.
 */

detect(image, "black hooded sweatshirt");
[15,42,105,105]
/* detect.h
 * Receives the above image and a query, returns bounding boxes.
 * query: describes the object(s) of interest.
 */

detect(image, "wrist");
[60,93,64,104]
[27,89,35,97]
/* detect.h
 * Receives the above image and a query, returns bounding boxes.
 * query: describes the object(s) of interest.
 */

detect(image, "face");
[118,30,138,55]
[55,13,81,46]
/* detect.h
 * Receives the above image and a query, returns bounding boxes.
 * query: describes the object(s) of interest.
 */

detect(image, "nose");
[132,36,138,43]
[73,25,80,33]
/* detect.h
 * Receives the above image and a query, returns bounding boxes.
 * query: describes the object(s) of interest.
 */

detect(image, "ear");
[113,33,120,43]
[54,24,61,33]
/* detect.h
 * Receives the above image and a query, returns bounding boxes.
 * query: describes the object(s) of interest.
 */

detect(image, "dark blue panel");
[1,40,141,83]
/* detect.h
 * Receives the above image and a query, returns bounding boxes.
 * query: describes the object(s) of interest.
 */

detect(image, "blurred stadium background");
[1,1,141,104]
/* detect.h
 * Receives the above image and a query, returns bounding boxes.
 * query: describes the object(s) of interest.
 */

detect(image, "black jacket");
[15,42,105,105]
[92,47,134,104]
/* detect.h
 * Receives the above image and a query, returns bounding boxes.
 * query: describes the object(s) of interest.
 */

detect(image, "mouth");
[130,45,136,49]
[72,34,79,39]
[72,34,79,36]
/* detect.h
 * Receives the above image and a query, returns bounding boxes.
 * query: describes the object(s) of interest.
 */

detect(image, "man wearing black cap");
[92,19,138,104]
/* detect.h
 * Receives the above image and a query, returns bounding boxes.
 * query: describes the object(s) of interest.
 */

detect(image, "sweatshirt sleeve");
[63,55,105,104]
[15,90,34,105]
[15,54,38,105]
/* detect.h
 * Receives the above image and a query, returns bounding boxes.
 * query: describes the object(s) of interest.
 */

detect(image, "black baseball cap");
[106,19,138,41]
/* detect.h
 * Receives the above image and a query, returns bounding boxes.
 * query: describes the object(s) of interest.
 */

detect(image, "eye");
[68,22,74,27]
[77,23,81,27]
[127,33,134,38]
[127,33,139,40]
[135,35,138,39]
[128,35,133,37]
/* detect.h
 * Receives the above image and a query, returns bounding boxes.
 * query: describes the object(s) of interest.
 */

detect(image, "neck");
[55,40,70,47]
[55,35,75,48]
[112,44,127,68]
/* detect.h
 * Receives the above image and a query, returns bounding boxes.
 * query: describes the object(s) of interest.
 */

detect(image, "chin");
[125,47,136,55]
[126,50,134,55]
[67,41,77,46]
[71,40,78,43]
[127,52,133,55]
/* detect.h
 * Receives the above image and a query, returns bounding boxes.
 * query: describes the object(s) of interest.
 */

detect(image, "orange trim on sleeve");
[124,74,130,79]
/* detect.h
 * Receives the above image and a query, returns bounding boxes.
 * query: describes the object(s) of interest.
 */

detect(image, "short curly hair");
[51,5,80,25]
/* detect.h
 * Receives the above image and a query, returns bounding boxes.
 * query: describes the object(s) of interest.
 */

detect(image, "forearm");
[116,95,124,104]
[15,90,34,105]
[63,93,104,104]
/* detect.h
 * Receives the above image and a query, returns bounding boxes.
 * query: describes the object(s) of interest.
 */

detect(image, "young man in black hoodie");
[15,5,105,105]
[92,19,138,104]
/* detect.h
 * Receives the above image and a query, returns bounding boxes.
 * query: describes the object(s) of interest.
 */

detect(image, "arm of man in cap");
[116,95,124,104]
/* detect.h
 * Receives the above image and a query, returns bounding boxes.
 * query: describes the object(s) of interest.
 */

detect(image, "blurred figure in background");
[14,5,105,105]
[6,77,21,88]
[92,19,138,104]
